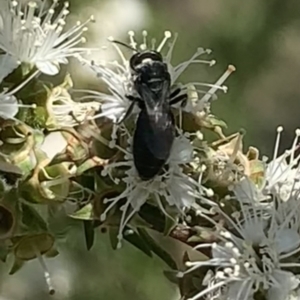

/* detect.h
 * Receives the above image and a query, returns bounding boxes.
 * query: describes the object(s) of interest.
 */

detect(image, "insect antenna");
[111,40,137,52]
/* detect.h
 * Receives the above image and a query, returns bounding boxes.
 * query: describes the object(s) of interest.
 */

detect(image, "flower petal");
[36,61,60,76]
[275,228,300,254]
[0,54,19,82]
[268,270,299,300]
[0,95,18,119]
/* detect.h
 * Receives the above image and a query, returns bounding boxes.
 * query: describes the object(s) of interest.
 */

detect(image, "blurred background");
[2,0,300,299]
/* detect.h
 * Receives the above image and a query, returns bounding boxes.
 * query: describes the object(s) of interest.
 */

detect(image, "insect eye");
[130,51,163,70]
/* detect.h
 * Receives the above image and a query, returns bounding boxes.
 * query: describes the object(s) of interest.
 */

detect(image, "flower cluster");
[0,0,94,76]
[0,0,98,294]
[79,30,235,248]
[0,1,298,300]
[178,130,300,300]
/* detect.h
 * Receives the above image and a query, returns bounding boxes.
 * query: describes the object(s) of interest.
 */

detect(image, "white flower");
[273,182,300,238]
[0,74,37,119]
[182,64,235,115]
[80,30,231,123]
[0,47,39,120]
[100,134,208,248]
[77,58,137,123]
[0,0,93,75]
[264,127,300,201]
[46,80,101,127]
[0,54,19,82]
[231,177,269,208]
[0,92,20,119]
[287,289,300,300]
[179,177,300,300]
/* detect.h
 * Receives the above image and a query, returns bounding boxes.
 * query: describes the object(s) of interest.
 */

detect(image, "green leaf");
[138,203,165,232]
[163,270,180,284]
[109,227,119,250]
[2,186,20,207]
[9,256,24,275]
[137,228,177,270]
[130,213,152,228]
[15,233,54,260]
[47,205,76,239]
[76,158,103,176]
[124,229,152,258]
[94,172,114,193]
[21,203,48,233]
[163,211,178,236]
[83,220,94,251]
[192,274,205,290]
[70,203,93,220]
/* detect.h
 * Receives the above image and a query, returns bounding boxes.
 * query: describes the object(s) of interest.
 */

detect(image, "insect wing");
[133,114,166,180]
[135,108,174,161]
[137,80,174,159]
[139,79,169,114]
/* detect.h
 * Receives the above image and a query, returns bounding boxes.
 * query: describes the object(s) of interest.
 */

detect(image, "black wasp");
[114,40,187,181]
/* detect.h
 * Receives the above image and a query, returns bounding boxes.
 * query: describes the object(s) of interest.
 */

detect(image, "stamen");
[80,126,110,146]
[100,192,126,222]
[128,30,137,49]
[279,262,300,268]
[7,70,40,95]
[156,30,172,52]
[199,65,236,103]
[165,33,178,63]
[117,201,138,249]
[108,36,131,64]
[172,47,209,82]
[228,130,244,165]
[186,280,229,300]
[176,59,216,71]
[151,37,156,50]
[33,245,55,295]
[290,128,300,163]
[273,126,283,160]
[184,82,227,93]
[0,102,36,109]
[139,30,148,50]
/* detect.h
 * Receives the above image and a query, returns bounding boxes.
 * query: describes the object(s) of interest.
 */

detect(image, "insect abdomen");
[133,131,166,180]
[133,109,174,180]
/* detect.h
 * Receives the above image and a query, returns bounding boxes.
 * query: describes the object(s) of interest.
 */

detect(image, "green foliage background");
[2,0,300,299]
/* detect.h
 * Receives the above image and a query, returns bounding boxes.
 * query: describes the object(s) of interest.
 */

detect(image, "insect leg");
[170,87,181,98]
[111,40,136,51]
[116,101,136,124]
[116,95,141,124]
[126,95,140,101]
[169,93,188,107]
